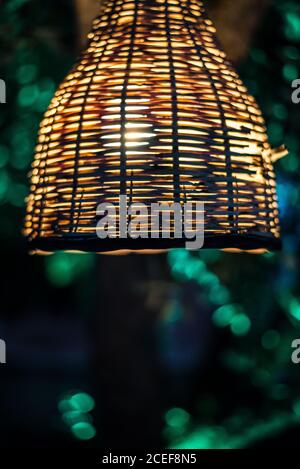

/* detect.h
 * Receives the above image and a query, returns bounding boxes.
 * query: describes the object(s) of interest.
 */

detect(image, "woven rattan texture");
[24,0,281,253]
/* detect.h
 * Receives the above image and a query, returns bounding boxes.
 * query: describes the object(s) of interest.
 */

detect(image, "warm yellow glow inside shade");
[24,0,283,254]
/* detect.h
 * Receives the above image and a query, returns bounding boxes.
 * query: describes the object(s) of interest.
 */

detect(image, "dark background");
[0,0,300,449]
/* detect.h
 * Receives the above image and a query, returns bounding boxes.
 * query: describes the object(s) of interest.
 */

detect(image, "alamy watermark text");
[96,196,205,250]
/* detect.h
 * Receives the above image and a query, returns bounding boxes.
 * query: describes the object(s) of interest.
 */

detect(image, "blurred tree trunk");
[74,0,271,62]
[91,255,169,447]
[74,0,102,47]
[209,0,271,63]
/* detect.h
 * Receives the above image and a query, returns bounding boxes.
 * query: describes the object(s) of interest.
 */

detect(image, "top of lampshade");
[24,0,283,254]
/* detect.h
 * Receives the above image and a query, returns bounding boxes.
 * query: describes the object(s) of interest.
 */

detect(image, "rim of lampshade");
[26,233,281,254]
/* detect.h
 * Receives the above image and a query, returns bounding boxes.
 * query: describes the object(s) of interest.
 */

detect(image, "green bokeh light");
[170,427,226,450]
[58,398,73,414]
[208,285,230,306]
[18,84,39,107]
[168,249,231,307]
[62,410,92,426]
[283,63,299,81]
[230,314,251,336]
[289,297,300,321]
[5,0,29,13]
[165,407,191,429]
[284,10,300,41]
[212,304,236,328]
[70,393,95,413]
[71,422,97,440]
[45,252,94,287]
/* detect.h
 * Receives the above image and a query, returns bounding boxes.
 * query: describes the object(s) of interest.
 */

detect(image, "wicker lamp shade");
[24,0,284,254]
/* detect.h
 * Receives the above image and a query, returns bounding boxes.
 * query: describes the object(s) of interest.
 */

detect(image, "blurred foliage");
[164,0,300,448]
[0,0,96,286]
[58,391,97,440]
[0,0,76,232]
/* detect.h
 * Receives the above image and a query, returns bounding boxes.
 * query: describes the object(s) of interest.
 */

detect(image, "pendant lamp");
[24,0,285,254]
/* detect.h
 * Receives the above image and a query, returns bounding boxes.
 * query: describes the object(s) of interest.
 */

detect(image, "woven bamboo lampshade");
[24,0,285,254]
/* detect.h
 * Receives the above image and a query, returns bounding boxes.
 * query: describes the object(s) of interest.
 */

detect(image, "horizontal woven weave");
[24,0,282,253]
